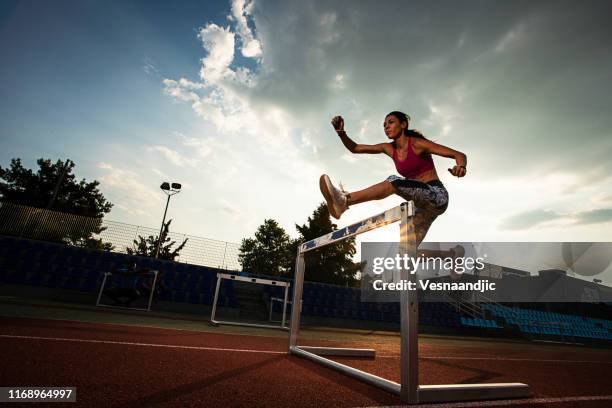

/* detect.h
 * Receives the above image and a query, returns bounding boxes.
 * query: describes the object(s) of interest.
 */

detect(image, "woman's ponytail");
[405,128,425,139]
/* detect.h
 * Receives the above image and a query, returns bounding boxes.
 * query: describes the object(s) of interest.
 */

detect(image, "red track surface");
[1,316,612,407]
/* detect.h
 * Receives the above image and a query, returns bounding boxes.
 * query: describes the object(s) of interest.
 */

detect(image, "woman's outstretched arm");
[331,115,391,155]
[415,138,467,177]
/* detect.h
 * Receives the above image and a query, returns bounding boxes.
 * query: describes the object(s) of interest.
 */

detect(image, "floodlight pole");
[155,182,181,259]
[155,194,171,259]
[30,158,73,240]
[47,159,73,210]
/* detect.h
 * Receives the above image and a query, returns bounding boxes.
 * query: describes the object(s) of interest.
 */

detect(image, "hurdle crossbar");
[211,273,291,330]
[288,201,530,404]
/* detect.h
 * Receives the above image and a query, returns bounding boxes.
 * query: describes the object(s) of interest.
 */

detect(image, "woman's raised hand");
[331,116,345,132]
[448,165,467,178]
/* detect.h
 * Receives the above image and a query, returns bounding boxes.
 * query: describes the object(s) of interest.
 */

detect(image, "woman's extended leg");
[320,175,397,219]
[346,180,395,205]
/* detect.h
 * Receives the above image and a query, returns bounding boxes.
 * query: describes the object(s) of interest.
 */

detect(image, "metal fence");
[0,202,242,270]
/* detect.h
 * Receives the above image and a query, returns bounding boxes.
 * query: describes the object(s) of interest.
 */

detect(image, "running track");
[1,316,612,407]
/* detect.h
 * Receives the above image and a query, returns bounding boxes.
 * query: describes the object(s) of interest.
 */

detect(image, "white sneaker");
[319,174,348,219]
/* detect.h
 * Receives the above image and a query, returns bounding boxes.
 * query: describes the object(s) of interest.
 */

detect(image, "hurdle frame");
[211,272,291,330]
[288,201,530,404]
[96,269,159,312]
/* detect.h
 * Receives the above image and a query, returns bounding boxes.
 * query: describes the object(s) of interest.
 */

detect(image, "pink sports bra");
[392,137,435,179]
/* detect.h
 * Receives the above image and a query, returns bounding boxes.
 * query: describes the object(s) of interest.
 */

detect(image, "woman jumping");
[320,111,467,245]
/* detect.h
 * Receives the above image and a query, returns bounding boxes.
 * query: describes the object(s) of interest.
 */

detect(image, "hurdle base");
[290,346,399,395]
[95,303,153,312]
[211,319,289,331]
[418,383,531,403]
[290,346,530,404]
[297,346,375,358]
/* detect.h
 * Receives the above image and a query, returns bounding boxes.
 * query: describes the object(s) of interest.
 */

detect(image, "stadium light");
[155,181,181,258]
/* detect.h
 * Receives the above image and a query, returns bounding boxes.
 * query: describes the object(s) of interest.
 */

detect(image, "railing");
[474,290,509,320]
[0,201,241,270]
[443,291,485,319]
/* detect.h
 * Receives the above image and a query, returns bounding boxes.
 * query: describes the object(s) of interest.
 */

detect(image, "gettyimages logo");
[363,243,485,280]
[371,250,486,276]
[360,242,612,303]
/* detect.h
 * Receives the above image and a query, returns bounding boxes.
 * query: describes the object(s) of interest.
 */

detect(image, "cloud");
[151,168,168,179]
[143,57,160,77]
[500,207,612,230]
[97,163,160,216]
[174,131,213,159]
[229,0,262,58]
[198,23,236,83]
[148,146,200,168]
[164,17,260,135]
[600,195,612,204]
[499,209,561,230]
[318,12,339,44]
[341,153,357,163]
[163,78,203,102]
[219,198,244,223]
[422,102,460,138]
[495,22,527,53]
[574,208,612,225]
[160,0,612,241]
[330,73,346,90]
[558,165,612,195]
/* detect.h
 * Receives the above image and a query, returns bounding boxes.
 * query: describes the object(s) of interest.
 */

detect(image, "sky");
[1,0,612,260]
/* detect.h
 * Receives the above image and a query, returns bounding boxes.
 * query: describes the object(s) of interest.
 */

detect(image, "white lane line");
[0,334,285,354]
[3,334,609,365]
[377,355,612,364]
[367,394,612,407]
[5,334,611,407]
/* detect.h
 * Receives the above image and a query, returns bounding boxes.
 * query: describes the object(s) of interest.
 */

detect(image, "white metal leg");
[145,270,159,311]
[399,203,419,403]
[210,273,222,324]
[289,251,305,348]
[281,285,289,328]
[95,272,109,306]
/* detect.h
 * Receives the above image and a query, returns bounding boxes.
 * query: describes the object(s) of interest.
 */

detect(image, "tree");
[0,158,112,216]
[239,219,294,276]
[238,204,364,285]
[294,203,363,286]
[0,158,113,249]
[66,235,115,252]
[126,219,187,261]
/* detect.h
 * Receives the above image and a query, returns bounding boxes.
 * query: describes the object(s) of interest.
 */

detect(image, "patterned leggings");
[386,175,449,245]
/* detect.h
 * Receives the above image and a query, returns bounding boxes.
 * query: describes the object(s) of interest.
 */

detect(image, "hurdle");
[288,202,531,404]
[269,297,301,328]
[96,269,159,312]
[211,272,291,330]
